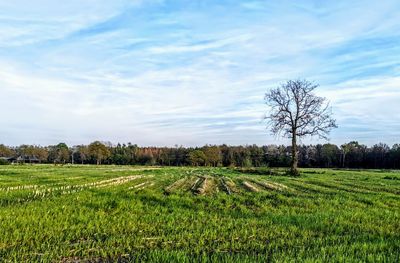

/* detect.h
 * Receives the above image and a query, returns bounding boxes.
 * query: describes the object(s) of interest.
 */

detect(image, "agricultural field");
[0,165,399,262]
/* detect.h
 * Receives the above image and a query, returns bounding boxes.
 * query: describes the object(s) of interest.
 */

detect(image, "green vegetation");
[2,142,400,169]
[0,165,399,262]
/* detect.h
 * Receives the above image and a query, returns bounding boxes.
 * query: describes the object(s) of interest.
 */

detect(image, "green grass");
[0,165,399,262]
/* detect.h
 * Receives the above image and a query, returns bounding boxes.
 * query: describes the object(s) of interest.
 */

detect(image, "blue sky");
[0,0,399,146]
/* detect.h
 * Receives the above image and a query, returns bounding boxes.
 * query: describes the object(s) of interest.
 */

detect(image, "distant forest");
[1,141,400,169]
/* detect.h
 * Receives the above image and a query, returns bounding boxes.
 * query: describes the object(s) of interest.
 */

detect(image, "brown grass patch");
[220,177,238,194]
[243,181,259,192]
[191,176,217,195]
[164,177,187,194]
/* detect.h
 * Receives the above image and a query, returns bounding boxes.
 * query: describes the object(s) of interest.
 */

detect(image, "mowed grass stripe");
[303,179,373,194]
[283,180,338,195]
[340,181,400,195]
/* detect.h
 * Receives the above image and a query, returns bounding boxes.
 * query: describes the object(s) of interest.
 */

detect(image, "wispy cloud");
[0,0,399,146]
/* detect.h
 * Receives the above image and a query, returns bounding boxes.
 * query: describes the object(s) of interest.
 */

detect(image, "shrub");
[0,158,10,165]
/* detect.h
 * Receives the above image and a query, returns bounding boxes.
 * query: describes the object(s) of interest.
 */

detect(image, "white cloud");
[0,0,399,146]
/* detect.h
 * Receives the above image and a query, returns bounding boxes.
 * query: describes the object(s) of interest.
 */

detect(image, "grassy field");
[0,165,399,262]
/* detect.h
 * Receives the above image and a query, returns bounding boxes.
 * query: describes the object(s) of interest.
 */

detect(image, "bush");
[0,158,10,165]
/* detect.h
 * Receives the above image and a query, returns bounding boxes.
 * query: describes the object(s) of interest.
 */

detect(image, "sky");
[0,0,399,147]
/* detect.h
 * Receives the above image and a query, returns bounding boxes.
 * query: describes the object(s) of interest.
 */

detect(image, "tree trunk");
[290,132,299,175]
[342,152,346,168]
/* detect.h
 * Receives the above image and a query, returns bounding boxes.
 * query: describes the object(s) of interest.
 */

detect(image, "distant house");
[0,156,40,164]
[0,157,15,161]
[16,156,41,163]
[0,157,16,163]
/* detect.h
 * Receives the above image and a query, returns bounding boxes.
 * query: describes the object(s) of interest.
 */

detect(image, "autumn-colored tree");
[0,144,14,157]
[55,143,70,164]
[77,145,90,164]
[188,150,206,166]
[203,146,222,167]
[88,141,111,165]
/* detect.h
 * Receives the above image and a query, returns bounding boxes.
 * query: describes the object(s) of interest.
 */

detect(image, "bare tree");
[265,79,337,175]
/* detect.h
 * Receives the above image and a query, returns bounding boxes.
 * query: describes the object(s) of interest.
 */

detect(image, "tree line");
[1,141,400,169]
